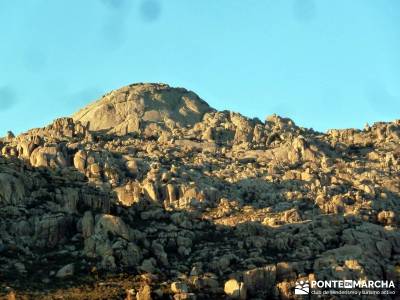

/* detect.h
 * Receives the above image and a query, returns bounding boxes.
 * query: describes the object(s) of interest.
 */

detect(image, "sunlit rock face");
[1,83,399,299]
[72,83,213,136]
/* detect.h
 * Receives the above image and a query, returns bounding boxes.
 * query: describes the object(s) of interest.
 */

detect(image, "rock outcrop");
[72,83,213,135]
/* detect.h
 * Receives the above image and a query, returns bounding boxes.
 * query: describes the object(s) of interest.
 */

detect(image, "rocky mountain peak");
[72,83,214,135]
[1,83,400,299]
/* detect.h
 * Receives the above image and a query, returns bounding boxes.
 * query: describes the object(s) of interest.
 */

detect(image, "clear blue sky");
[0,0,399,135]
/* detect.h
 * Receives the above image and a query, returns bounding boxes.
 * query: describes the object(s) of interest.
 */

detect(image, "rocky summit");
[0,83,399,299]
